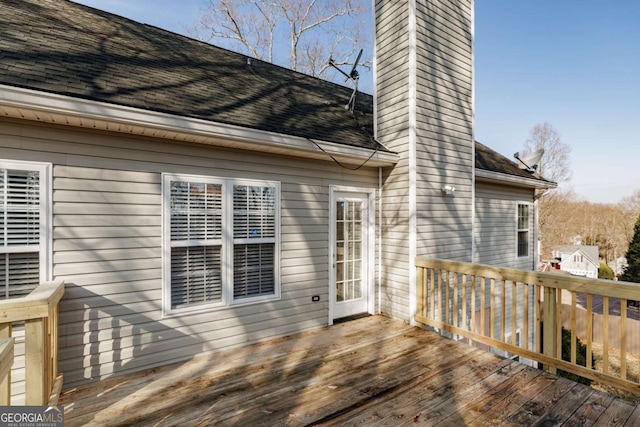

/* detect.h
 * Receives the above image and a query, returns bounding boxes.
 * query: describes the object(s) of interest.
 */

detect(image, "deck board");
[59,315,640,426]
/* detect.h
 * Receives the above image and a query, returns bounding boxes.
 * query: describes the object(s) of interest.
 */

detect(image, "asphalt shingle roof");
[0,0,554,186]
[475,141,555,185]
[0,0,378,150]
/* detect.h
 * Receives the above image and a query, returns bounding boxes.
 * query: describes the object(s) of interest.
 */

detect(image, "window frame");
[162,173,280,316]
[516,202,531,259]
[0,159,52,297]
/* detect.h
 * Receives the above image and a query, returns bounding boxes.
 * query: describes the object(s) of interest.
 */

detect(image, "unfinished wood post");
[0,323,12,405]
[0,337,13,406]
[542,286,558,374]
[25,317,46,405]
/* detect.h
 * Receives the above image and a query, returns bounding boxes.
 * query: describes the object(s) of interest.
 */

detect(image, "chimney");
[374,0,475,322]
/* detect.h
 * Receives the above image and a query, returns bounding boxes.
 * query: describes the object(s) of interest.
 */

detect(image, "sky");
[72,0,640,204]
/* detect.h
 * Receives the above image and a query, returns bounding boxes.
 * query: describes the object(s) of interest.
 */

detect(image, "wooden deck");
[59,315,640,426]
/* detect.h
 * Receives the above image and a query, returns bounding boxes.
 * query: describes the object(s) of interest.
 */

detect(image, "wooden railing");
[415,258,640,396]
[0,280,64,405]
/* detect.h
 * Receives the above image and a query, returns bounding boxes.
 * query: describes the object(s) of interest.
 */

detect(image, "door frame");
[328,185,376,325]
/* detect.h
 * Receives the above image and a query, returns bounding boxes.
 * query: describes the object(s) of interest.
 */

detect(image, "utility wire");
[306,137,380,171]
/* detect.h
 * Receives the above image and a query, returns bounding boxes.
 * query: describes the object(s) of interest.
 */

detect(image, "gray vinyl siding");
[376,0,474,321]
[0,118,378,387]
[376,0,411,320]
[414,0,474,260]
[474,181,535,270]
[474,181,537,357]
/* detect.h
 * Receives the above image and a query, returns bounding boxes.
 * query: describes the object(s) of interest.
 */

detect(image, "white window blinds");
[233,185,276,299]
[169,180,223,309]
[0,164,48,299]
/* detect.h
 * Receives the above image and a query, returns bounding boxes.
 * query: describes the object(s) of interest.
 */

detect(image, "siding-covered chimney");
[375,0,474,322]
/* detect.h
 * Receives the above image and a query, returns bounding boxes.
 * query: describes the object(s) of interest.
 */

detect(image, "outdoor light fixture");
[442,185,456,195]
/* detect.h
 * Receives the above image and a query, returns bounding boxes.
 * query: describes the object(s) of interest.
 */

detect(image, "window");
[163,174,279,314]
[232,185,276,299]
[574,254,583,263]
[517,202,530,258]
[0,161,50,299]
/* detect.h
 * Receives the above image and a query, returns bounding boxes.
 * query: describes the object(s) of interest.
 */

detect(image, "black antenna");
[328,49,363,112]
[347,49,363,81]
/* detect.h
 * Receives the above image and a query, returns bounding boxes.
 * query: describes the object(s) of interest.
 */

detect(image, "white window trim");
[162,173,280,316]
[516,201,531,259]
[0,159,52,285]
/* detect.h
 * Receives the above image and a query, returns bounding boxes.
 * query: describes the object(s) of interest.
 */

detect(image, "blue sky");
[73,1,640,204]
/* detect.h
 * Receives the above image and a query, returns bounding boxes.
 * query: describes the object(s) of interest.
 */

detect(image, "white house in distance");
[553,245,600,278]
[0,0,555,398]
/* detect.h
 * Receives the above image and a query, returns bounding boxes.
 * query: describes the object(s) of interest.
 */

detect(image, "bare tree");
[189,0,369,83]
[618,189,640,251]
[537,189,579,259]
[620,189,640,216]
[523,122,572,184]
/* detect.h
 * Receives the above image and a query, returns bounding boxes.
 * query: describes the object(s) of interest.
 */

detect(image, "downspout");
[373,0,382,315]
[378,167,382,314]
[534,197,539,271]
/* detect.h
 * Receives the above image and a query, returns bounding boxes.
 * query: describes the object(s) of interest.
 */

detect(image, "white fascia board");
[475,168,557,190]
[0,84,398,167]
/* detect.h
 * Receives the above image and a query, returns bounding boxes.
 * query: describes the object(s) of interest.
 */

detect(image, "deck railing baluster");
[555,288,562,362]
[603,296,609,374]
[571,291,577,365]
[470,275,476,335]
[511,281,517,347]
[621,300,627,380]
[523,283,529,351]
[462,274,467,332]
[586,294,593,370]
[452,273,457,328]
[414,257,640,395]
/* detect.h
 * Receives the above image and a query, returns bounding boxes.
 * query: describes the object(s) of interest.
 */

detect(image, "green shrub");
[598,263,615,280]
[558,327,593,385]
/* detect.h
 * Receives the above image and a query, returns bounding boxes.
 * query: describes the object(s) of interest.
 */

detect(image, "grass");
[589,342,640,403]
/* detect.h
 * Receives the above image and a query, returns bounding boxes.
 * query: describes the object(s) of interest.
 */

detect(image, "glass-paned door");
[331,191,370,320]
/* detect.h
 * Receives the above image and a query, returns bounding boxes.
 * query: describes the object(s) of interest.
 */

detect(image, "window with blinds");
[163,174,279,313]
[0,162,49,299]
[517,202,530,258]
[233,185,276,299]
[168,180,223,309]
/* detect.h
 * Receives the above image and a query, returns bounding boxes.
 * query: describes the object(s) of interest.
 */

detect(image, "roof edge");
[0,84,398,167]
[475,168,557,189]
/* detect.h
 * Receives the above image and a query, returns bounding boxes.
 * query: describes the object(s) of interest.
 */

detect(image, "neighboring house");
[0,0,554,396]
[553,245,600,278]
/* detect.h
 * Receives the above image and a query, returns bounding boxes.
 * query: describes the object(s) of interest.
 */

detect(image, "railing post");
[0,324,12,405]
[25,318,46,405]
[542,286,557,375]
[0,335,13,405]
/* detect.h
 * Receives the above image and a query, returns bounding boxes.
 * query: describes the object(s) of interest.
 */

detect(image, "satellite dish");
[514,149,544,172]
